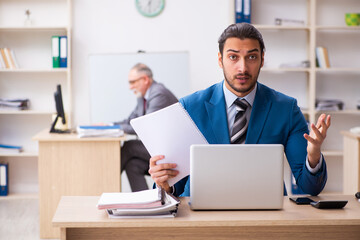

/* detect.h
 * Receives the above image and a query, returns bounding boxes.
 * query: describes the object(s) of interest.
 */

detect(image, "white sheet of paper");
[97,189,160,208]
[130,103,208,186]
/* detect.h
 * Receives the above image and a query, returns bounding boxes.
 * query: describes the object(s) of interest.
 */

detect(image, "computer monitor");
[50,84,70,133]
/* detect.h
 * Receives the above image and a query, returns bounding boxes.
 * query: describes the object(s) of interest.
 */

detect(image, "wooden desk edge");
[52,195,360,228]
[32,128,126,142]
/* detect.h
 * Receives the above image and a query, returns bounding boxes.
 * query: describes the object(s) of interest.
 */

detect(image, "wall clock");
[135,0,165,17]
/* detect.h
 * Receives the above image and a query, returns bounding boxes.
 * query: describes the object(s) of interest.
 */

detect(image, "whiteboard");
[89,52,190,123]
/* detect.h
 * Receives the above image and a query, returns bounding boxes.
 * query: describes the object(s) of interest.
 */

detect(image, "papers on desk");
[97,188,164,210]
[97,189,180,218]
[130,103,208,186]
[77,125,124,138]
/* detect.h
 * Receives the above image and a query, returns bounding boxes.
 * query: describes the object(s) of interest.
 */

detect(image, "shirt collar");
[144,81,155,100]
[223,81,257,109]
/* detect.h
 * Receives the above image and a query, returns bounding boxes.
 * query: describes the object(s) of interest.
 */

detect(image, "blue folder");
[78,125,121,130]
[59,36,68,68]
[243,0,251,23]
[0,144,22,150]
[0,163,8,196]
[235,0,243,23]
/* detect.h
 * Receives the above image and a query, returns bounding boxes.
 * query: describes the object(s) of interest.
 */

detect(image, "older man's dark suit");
[115,81,178,191]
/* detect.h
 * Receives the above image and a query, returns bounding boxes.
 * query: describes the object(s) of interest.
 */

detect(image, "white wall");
[72,0,233,125]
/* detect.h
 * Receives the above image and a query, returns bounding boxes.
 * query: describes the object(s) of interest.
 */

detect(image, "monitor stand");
[49,114,71,134]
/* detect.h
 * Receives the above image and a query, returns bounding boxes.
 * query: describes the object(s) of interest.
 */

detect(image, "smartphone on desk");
[289,197,314,205]
[310,200,348,209]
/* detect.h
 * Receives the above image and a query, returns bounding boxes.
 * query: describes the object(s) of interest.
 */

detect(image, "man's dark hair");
[218,23,265,56]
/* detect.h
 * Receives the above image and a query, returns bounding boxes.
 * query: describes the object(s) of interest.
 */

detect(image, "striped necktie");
[230,98,250,144]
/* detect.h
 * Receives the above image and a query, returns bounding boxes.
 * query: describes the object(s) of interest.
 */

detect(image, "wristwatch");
[169,186,175,195]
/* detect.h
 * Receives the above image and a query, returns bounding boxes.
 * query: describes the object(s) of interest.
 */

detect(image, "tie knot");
[234,98,249,112]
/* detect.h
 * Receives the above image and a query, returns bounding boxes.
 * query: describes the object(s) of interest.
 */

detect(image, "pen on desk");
[158,187,165,205]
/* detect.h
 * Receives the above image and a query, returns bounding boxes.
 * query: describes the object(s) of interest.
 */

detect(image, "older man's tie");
[143,98,147,115]
[230,98,250,144]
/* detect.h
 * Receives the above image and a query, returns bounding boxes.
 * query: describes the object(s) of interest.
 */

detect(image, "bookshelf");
[0,0,72,196]
[0,192,38,199]
[251,0,360,194]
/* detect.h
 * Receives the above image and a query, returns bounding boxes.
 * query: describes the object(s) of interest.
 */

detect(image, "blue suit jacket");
[173,81,327,197]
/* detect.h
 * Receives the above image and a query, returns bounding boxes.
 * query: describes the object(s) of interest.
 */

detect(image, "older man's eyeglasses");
[128,76,144,85]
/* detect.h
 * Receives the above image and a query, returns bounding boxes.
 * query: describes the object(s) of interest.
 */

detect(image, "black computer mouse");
[355,192,360,199]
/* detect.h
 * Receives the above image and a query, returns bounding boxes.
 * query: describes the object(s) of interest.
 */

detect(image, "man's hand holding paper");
[148,155,179,193]
[130,103,208,188]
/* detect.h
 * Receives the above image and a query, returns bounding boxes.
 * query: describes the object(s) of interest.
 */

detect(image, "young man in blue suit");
[149,23,331,197]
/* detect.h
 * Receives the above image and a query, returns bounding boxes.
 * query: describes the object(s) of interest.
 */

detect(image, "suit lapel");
[246,83,272,144]
[205,82,230,144]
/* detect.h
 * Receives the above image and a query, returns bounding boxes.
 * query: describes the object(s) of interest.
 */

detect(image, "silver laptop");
[190,144,284,210]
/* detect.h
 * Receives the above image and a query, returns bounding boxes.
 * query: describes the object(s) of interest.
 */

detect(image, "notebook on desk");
[189,144,284,210]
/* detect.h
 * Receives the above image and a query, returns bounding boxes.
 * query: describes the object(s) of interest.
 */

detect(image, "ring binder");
[59,36,68,68]
[0,162,9,196]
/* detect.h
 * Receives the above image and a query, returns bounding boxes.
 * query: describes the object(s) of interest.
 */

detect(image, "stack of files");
[77,125,124,138]
[0,98,29,110]
[0,47,19,70]
[97,188,180,218]
[315,47,330,69]
[350,127,360,134]
[274,18,305,27]
[0,162,9,196]
[279,60,310,69]
[316,99,343,111]
[0,144,23,154]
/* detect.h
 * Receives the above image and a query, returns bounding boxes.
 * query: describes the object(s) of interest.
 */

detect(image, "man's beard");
[223,66,261,95]
[133,91,142,98]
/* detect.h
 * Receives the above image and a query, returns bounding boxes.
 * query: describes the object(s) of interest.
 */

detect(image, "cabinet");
[251,0,360,194]
[0,0,72,196]
[341,131,360,195]
[33,130,123,238]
